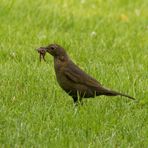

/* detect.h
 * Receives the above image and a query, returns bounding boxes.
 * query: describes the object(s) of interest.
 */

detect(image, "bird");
[37,44,135,103]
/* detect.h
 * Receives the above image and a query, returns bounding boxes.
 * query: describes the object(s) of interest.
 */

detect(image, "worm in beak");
[36,47,47,62]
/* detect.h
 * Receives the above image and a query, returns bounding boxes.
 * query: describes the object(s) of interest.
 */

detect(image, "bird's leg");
[72,96,78,104]
[79,98,83,105]
[72,96,83,106]
[78,97,83,105]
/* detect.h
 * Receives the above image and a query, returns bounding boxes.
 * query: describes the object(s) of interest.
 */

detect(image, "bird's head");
[46,44,67,57]
[37,44,68,61]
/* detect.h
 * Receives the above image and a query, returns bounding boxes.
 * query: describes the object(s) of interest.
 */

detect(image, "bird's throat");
[54,55,69,71]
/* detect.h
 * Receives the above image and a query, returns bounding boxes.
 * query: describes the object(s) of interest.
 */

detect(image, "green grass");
[0,0,148,147]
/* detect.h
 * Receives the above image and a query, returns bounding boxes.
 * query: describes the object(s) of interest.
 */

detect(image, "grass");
[0,0,148,147]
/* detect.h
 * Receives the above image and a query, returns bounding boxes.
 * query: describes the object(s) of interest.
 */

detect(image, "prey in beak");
[36,47,47,62]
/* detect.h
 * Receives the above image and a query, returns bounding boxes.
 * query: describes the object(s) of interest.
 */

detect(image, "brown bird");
[37,44,135,103]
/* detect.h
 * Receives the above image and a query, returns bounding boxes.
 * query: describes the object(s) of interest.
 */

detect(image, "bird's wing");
[64,61,102,89]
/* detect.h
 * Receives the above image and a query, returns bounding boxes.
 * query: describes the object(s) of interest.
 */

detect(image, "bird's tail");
[99,88,135,100]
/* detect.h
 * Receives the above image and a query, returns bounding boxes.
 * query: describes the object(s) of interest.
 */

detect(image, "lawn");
[0,0,148,147]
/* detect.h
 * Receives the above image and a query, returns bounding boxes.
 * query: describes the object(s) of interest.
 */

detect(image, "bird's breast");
[54,60,70,89]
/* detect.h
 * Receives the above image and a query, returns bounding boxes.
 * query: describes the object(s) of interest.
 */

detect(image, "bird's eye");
[50,46,55,50]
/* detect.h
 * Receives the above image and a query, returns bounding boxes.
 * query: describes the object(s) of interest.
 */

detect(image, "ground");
[0,0,148,147]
